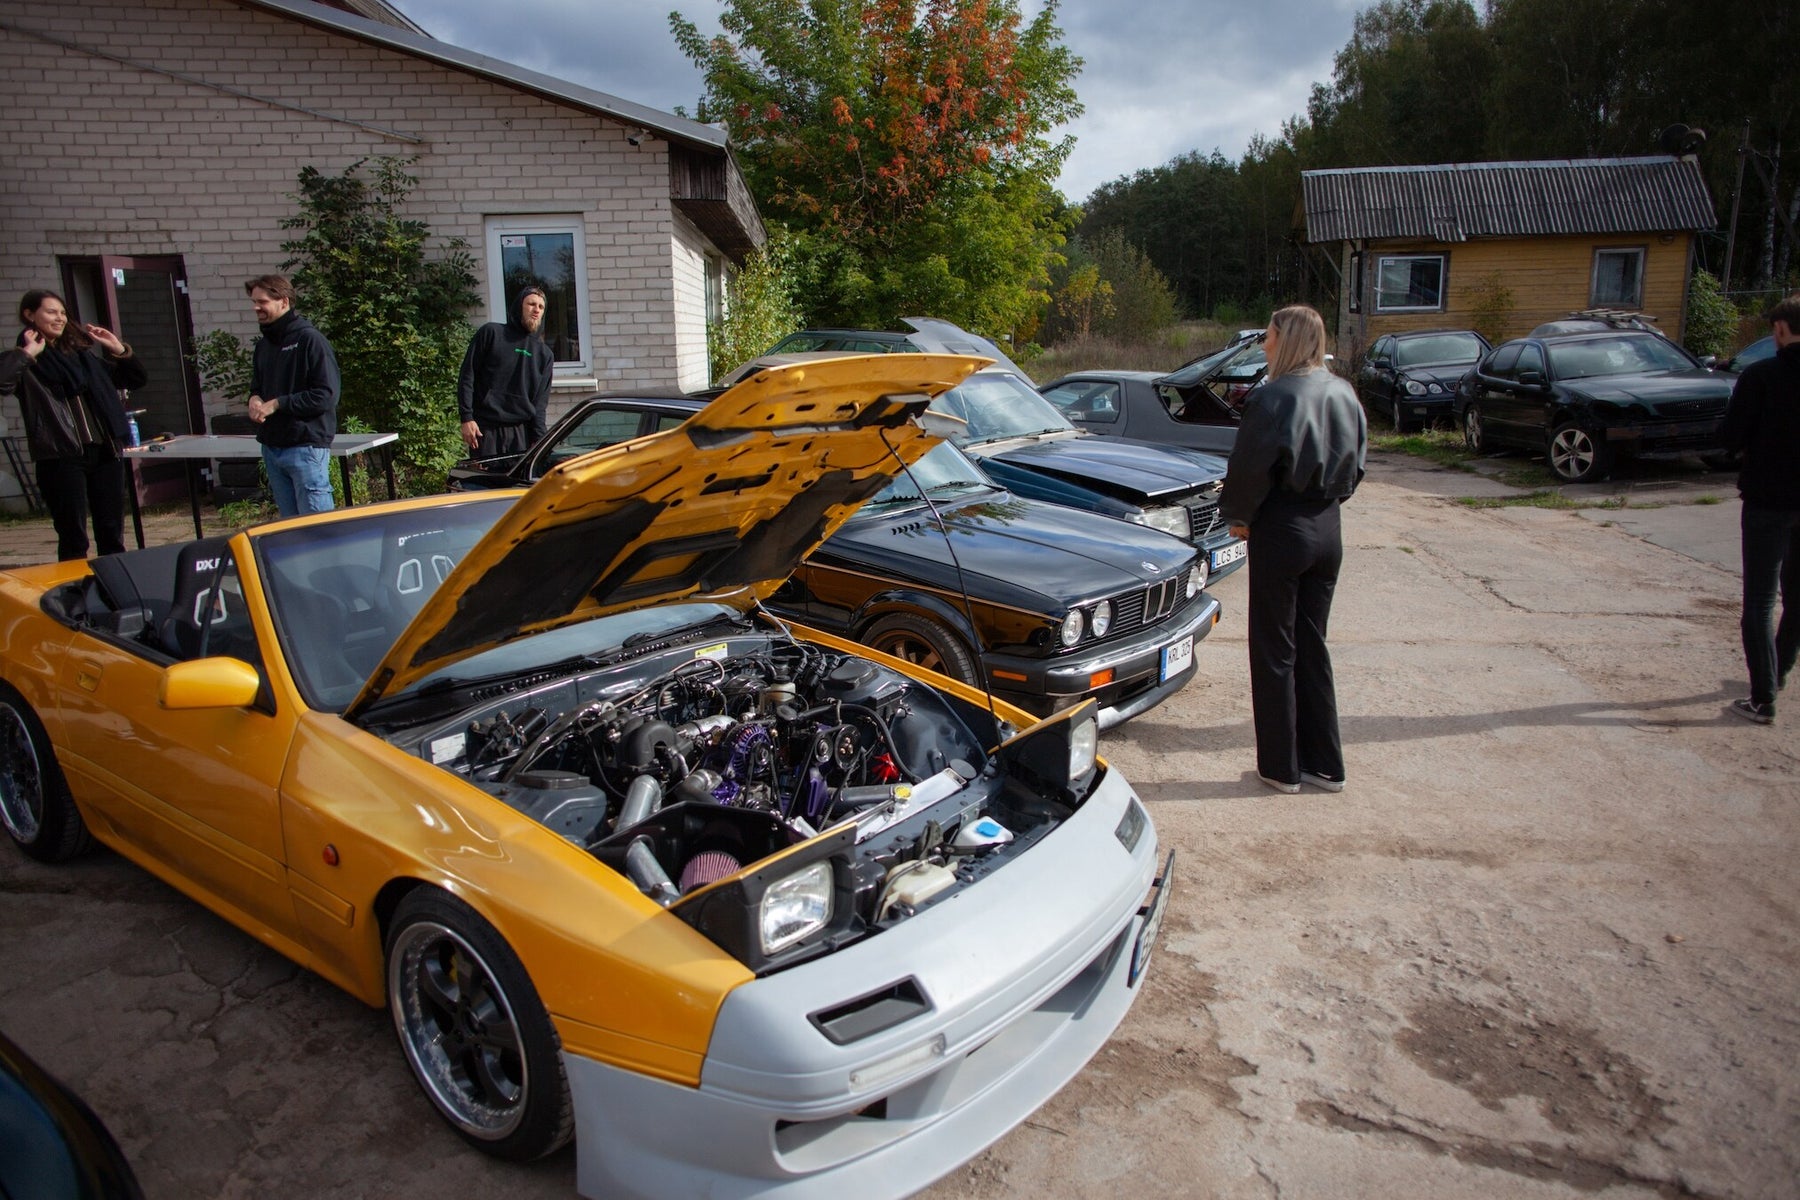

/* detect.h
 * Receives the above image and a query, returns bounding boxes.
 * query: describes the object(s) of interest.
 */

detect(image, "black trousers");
[1740,502,1800,705]
[474,422,534,461]
[1246,496,1345,784]
[37,444,126,562]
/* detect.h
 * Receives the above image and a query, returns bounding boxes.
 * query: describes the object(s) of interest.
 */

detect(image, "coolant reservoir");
[882,861,956,913]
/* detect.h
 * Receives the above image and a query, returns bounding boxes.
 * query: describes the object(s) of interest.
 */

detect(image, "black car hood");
[967,433,1225,501]
[1402,363,1477,387]
[1565,369,1734,410]
[817,490,1192,607]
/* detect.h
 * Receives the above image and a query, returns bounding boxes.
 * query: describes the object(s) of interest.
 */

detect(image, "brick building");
[0,0,765,507]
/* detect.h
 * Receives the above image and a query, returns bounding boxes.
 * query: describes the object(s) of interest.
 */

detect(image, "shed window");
[1591,248,1645,308]
[484,216,589,374]
[1374,255,1445,312]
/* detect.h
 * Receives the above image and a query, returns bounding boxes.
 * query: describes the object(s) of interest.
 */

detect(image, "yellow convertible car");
[0,357,1173,1199]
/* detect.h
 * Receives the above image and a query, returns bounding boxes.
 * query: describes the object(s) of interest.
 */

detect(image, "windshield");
[1547,334,1697,380]
[1394,332,1487,368]
[1160,337,1266,388]
[930,370,1074,442]
[257,498,513,713]
[865,441,993,506]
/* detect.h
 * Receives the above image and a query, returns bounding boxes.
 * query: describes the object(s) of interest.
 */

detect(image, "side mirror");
[160,657,262,710]
[1517,370,1546,388]
[1699,354,1718,369]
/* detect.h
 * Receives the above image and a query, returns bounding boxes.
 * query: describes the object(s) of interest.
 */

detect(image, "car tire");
[386,889,573,1162]
[1701,450,1741,472]
[1462,404,1485,453]
[0,682,91,863]
[1547,422,1613,484]
[1389,394,1412,434]
[865,613,980,686]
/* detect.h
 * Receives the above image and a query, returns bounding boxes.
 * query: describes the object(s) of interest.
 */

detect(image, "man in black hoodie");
[457,285,552,460]
[245,274,340,517]
[1720,293,1800,724]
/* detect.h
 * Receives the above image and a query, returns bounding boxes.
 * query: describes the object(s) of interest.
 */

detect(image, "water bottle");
[126,412,140,447]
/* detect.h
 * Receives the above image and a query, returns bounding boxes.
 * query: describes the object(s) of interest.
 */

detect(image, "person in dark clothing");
[0,289,146,560]
[1220,304,1367,794]
[1719,293,1800,724]
[244,274,340,517]
[457,285,552,460]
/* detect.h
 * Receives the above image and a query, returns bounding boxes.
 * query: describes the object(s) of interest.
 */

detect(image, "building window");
[1591,247,1645,308]
[484,216,588,373]
[1374,254,1446,312]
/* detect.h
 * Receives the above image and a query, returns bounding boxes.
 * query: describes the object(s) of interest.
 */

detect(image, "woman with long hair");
[1219,304,1367,793]
[0,289,146,560]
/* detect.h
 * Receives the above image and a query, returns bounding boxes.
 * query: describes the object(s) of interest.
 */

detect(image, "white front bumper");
[566,767,1161,1199]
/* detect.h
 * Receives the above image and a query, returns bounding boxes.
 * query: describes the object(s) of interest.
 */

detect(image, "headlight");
[1059,608,1085,646]
[1129,506,1189,538]
[1090,600,1112,638]
[760,862,833,954]
[1188,565,1204,597]
[1069,713,1098,778]
[1404,379,1427,395]
[1426,381,1444,394]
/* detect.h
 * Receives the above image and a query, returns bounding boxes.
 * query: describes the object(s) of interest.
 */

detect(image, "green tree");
[279,157,478,492]
[708,233,804,381]
[1682,270,1739,359]
[672,0,1081,337]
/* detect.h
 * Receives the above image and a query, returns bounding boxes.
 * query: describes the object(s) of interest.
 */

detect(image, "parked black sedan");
[449,394,1221,728]
[1454,329,1735,483]
[1355,329,1490,432]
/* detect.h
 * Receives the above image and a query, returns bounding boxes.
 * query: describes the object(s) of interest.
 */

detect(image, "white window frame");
[483,215,590,376]
[1590,246,1646,308]
[1374,253,1447,313]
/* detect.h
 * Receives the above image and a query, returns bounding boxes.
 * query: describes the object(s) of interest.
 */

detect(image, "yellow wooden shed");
[1301,157,1718,362]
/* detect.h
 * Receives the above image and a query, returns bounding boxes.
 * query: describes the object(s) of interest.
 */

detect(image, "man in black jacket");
[244,274,340,517]
[1720,293,1800,724]
[457,286,552,460]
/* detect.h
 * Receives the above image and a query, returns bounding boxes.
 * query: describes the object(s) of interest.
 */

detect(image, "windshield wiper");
[925,479,990,496]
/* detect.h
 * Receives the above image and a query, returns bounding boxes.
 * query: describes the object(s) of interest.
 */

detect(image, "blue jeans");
[1740,503,1800,706]
[262,444,334,517]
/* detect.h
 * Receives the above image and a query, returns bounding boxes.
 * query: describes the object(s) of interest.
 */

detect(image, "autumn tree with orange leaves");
[672,0,1081,340]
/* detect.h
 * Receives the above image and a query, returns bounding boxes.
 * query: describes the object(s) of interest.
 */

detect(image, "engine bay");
[397,636,1089,969]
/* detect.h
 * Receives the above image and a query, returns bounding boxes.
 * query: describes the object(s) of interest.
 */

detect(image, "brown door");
[60,256,203,505]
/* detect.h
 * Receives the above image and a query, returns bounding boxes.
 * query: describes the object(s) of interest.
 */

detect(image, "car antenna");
[879,428,1003,733]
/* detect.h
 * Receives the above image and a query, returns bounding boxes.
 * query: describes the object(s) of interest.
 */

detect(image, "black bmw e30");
[448,394,1221,729]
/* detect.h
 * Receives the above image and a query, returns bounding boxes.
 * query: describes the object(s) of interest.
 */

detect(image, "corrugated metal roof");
[1301,157,1716,243]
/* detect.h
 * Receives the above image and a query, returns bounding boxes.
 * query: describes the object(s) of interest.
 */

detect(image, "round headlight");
[1090,600,1112,638]
[1404,379,1427,395]
[1130,506,1189,538]
[761,861,834,954]
[1426,381,1444,394]
[1059,609,1085,647]
[1188,564,1205,597]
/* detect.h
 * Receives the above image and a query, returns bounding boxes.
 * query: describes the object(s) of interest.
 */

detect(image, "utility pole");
[1724,120,1748,292]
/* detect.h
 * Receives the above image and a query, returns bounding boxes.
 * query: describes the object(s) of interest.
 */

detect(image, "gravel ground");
[2,451,1793,1199]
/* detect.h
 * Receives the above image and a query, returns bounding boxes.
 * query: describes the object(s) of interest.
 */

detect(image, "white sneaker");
[1301,770,1346,793]
[1258,772,1300,794]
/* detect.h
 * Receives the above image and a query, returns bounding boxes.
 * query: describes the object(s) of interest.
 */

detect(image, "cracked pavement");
[2,451,1794,1198]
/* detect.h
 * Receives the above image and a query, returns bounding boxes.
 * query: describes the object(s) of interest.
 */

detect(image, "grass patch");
[1369,426,1474,468]
[217,498,279,528]
[1455,490,1581,510]
[1692,494,1724,505]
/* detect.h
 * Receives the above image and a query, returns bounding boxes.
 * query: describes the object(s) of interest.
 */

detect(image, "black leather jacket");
[0,343,146,462]
[1220,368,1367,525]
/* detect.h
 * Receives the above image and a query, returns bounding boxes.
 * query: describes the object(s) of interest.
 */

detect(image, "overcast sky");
[396,0,1363,202]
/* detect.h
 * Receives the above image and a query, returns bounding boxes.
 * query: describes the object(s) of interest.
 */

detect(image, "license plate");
[1211,541,1247,570]
[1130,850,1176,986]
[1160,635,1193,682]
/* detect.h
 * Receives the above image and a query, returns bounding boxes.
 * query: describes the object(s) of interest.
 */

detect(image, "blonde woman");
[1219,305,1367,793]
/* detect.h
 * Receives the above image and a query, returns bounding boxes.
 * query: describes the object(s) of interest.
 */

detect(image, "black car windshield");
[931,370,1074,442]
[1548,334,1697,380]
[1160,338,1265,388]
[1394,332,1487,368]
[865,442,994,506]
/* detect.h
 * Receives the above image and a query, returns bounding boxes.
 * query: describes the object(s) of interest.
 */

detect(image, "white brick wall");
[0,0,731,464]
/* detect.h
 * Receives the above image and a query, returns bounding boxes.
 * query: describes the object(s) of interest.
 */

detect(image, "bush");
[708,234,802,383]
[1683,270,1739,360]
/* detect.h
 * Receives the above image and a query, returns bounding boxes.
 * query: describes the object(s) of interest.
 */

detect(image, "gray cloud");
[396,0,1360,199]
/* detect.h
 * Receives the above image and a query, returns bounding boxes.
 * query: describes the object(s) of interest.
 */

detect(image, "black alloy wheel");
[865,613,980,685]
[386,889,572,1161]
[0,682,90,862]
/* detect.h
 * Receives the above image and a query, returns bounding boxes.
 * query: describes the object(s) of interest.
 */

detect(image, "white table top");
[123,432,398,460]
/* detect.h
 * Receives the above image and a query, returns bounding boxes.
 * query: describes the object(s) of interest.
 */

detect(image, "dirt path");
[927,453,1798,1200]
[2,453,1793,1198]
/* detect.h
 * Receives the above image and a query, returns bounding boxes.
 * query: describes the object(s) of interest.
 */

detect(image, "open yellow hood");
[345,354,987,717]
